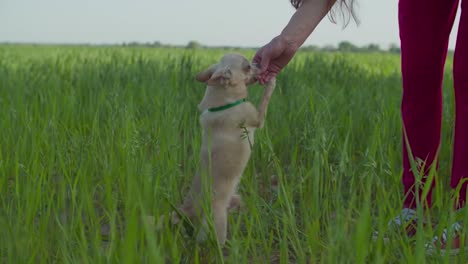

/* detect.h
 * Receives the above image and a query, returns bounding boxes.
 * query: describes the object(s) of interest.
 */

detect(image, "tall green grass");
[0,45,464,263]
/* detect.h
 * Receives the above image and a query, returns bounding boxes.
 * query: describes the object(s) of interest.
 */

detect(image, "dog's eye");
[243,64,251,72]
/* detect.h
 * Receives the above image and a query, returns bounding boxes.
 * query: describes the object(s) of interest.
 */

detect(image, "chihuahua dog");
[171,53,275,245]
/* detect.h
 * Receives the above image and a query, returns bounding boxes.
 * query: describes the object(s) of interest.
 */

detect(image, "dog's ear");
[206,67,232,86]
[196,64,232,86]
[196,64,217,83]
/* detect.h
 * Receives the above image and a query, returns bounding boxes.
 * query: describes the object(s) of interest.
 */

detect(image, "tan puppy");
[172,53,275,246]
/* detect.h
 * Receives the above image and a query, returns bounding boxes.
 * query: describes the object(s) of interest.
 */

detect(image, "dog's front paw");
[265,77,276,90]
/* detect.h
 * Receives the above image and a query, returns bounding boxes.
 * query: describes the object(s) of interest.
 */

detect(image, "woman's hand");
[253,0,336,84]
[253,35,299,84]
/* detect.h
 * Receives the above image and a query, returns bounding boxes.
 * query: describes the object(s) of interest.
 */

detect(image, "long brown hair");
[290,0,358,26]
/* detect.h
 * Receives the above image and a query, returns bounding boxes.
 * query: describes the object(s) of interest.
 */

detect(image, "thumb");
[259,49,271,73]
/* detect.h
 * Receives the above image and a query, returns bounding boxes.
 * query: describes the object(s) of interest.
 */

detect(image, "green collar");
[208,98,247,112]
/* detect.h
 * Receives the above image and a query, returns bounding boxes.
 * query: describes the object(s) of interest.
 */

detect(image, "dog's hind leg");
[211,170,239,245]
[228,194,242,212]
[212,198,229,245]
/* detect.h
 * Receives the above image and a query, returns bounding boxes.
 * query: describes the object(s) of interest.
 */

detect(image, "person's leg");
[451,0,468,209]
[399,0,459,209]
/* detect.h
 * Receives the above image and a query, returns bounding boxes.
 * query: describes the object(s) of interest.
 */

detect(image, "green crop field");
[0,44,465,263]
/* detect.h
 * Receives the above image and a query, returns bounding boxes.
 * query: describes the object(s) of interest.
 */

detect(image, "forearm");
[281,0,335,48]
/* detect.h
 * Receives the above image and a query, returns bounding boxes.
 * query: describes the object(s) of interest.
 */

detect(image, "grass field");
[0,44,466,263]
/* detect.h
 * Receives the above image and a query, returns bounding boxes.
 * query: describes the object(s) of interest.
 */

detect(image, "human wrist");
[277,34,301,53]
[279,15,312,49]
[280,0,332,50]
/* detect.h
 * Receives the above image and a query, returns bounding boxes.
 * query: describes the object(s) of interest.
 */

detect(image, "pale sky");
[0,0,461,50]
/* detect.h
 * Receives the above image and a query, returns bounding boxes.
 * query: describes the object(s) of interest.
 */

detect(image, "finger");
[252,55,262,72]
[256,72,266,84]
[252,46,264,64]
[256,74,264,85]
[259,73,269,85]
[253,53,261,64]
[264,71,277,84]
[259,50,270,73]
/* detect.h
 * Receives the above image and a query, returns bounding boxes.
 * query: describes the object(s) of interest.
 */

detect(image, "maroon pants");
[400,0,468,208]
